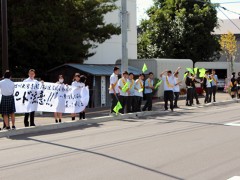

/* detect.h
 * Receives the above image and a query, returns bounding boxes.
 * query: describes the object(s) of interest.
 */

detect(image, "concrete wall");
[128,59,193,97]
[85,0,137,64]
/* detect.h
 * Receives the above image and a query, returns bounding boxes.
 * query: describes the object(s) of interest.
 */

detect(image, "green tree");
[138,0,220,63]
[4,0,120,76]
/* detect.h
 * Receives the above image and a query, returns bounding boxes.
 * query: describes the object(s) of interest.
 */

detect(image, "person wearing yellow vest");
[118,71,129,114]
[160,67,181,111]
[203,70,213,103]
[134,73,145,112]
[127,73,135,113]
[211,69,218,102]
[109,66,120,114]
[142,72,154,111]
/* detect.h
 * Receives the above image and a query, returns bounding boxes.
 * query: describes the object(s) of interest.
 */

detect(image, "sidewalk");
[2,92,232,128]
[0,92,235,138]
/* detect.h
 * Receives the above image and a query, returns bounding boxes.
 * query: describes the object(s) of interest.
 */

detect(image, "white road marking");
[227,176,240,180]
[225,120,240,127]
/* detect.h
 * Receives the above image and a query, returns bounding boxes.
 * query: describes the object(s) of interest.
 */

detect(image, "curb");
[0,99,238,138]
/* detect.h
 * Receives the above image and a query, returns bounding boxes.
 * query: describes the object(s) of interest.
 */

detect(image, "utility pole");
[1,0,9,75]
[121,0,128,73]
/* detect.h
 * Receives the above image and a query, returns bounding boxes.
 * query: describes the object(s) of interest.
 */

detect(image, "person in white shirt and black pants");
[118,71,129,114]
[160,67,181,111]
[134,73,145,112]
[0,71,16,130]
[173,72,181,108]
[109,67,120,114]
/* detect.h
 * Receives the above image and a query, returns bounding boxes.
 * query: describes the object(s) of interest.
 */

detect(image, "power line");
[220,6,240,16]
[217,7,240,31]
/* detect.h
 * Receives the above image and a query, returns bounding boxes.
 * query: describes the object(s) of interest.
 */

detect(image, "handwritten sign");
[14,82,89,113]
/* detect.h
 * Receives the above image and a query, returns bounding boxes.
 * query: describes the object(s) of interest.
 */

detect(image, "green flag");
[184,72,188,78]
[199,68,206,78]
[113,101,122,114]
[155,80,162,89]
[186,68,194,75]
[122,82,129,93]
[142,63,148,73]
[138,88,143,92]
[194,67,198,75]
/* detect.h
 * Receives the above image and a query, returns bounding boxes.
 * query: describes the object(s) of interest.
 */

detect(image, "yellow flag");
[113,101,122,114]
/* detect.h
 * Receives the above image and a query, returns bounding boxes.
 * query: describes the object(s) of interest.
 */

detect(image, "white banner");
[14,82,89,113]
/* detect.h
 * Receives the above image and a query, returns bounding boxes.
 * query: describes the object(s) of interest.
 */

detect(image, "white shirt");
[162,75,175,91]
[23,77,38,83]
[118,78,128,96]
[134,79,144,97]
[109,73,119,94]
[72,81,85,88]
[0,78,15,96]
[205,75,212,88]
[173,77,180,92]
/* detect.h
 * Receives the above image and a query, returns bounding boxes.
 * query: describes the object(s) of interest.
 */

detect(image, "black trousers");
[205,87,212,103]
[142,93,153,111]
[110,94,118,113]
[174,92,179,107]
[24,111,35,127]
[164,90,174,110]
[127,96,135,113]
[192,87,199,104]
[186,88,193,105]
[212,86,217,102]
[135,96,142,112]
[119,96,128,114]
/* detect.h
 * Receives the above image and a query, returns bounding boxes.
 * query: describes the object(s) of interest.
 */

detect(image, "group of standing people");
[109,66,221,114]
[0,69,87,131]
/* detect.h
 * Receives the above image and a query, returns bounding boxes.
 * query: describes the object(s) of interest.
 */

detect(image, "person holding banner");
[142,72,154,111]
[0,71,16,130]
[23,69,38,127]
[173,72,181,108]
[118,71,129,114]
[160,67,181,111]
[211,69,218,102]
[185,71,194,106]
[54,75,65,123]
[134,73,145,112]
[79,75,87,120]
[126,73,135,113]
[109,66,120,114]
[71,73,84,120]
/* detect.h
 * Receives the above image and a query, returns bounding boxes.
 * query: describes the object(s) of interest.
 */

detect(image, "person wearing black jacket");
[191,74,200,105]
[185,71,194,106]
[231,72,237,99]
[237,72,240,98]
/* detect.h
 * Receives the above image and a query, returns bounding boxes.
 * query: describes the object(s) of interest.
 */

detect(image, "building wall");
[85,0,137,64]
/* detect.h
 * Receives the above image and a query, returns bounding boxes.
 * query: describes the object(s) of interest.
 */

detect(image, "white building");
[85,0,137,65]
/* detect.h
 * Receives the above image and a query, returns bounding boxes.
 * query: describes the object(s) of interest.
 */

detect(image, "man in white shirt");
[126,73,135,113]
[142,72,154,111]
[134,73,145,112]
[211,69,218,102]
[203,70,212,103]
[109,66,120,113]
[23,69,38,127]
[173,72,181,108]
[117,71,129,114]
[160,67,181,111]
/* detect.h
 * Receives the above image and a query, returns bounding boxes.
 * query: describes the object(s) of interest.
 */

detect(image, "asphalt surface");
[0,103,240,180]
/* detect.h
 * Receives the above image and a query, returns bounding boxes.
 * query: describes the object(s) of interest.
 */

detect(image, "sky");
[137,0,240,25]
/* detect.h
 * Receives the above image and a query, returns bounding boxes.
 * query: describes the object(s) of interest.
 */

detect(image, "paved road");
[0,103,240,180]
